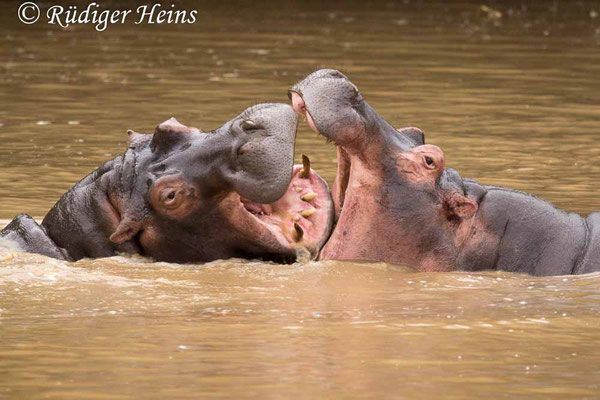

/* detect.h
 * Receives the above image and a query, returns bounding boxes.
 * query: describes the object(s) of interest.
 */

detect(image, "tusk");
[301,192,317,202]
[300,208,316,218]
[299,154,311,178]
[293,223,304,242]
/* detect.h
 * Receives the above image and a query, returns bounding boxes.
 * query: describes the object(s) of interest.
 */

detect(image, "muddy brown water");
[1,1,600,399]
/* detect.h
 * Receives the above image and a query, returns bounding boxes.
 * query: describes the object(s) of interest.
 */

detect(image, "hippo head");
[146,103,298,204]
[289,70,483,267]
[111,103,334,263]
[289,69,424,153]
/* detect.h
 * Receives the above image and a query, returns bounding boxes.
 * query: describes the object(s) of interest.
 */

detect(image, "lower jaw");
[331,146,351,220]
[239,160,334,259]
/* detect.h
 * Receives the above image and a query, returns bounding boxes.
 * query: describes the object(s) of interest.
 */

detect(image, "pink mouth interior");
[240,164,333,252]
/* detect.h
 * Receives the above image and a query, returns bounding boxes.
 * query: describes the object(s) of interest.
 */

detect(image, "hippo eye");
[166,191,176,200]
[425,156,434,167]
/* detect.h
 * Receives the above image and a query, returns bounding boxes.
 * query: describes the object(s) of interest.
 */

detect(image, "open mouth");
[289,90,350,221]
[236,155,334,259]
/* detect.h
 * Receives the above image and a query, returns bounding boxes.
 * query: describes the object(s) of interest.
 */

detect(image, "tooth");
[293,223,304,242]
[301,192,317,202]
[300,208,316,218]
[293,215,300,221]
[295,187,303,193]
[299,154,311,178]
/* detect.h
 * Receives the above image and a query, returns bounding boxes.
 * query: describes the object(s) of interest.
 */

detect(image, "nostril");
[238,142,252,155]
[326,70,345,79]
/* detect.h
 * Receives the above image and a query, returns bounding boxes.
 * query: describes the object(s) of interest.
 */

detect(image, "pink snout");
[289,91,319,134]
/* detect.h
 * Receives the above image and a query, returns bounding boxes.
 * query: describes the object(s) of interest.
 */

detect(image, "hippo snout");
[226,103,299,204]
[289,69,364,146]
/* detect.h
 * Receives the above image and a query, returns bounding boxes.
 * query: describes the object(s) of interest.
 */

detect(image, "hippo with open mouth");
[289,69,600,275]
[0,103,334,263]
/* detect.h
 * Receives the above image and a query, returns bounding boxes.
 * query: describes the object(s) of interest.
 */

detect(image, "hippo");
[289,69,600,276]
[0,103,334,263]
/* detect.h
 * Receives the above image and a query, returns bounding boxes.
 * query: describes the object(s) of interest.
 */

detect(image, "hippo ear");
[151,117,200,153]
[109,217,143,244]
[445,193,478,219]
[443,179,486,220]
[127,129,144,142]
[127,129,152,149]
[397,127,425,146]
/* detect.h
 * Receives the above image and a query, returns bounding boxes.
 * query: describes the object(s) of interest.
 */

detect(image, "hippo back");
[460,187,588,276]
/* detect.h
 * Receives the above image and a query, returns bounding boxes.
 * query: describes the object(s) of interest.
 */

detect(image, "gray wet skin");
[1,103,333,263]
[290,69,600,276]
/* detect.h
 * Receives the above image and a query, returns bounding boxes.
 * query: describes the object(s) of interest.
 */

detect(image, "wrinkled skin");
[1,103,334,263]
[289,69,600,276]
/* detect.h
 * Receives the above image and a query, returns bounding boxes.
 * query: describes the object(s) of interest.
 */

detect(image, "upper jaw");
[240,103,298,133]
[291,82,416,158]
[238,103,298,140]
[289,71,370,149]
[225,103,299,205]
